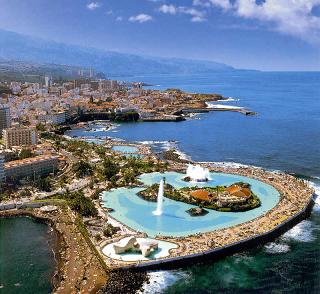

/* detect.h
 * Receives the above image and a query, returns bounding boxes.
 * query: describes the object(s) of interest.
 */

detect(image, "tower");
[45,75,52,88]
[0,106,11,136]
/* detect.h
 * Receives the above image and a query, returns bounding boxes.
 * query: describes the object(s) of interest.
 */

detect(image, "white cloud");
[159,4,177,15]
[116,16,123,22]
[159,4,207,22]
[129,14,153,23]
[86,2,101,11]
[192,0,211,8]
[210,0,232,10]
[193,0,231,10]
[191,15,206,22]
[195,0,320,44]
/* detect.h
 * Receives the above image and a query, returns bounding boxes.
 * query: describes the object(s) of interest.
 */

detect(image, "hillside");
[0,29,235,76]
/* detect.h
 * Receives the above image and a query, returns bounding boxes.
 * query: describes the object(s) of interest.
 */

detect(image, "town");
[0,73,253,194]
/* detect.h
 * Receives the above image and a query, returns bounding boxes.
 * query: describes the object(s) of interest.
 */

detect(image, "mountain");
[0,29,234,76]
[0,59,94,83]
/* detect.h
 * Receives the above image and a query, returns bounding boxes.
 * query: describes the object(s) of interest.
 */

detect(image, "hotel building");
[0,106,11,136]
[5,154,59,181]
[2,127,38,149]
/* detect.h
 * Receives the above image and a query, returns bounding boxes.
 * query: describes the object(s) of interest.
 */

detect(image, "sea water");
[0,217,55,294]
[24,71,320,293]
[109,71,320,293]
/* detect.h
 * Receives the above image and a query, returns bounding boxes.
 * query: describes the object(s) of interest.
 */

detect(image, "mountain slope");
[0,29,234,76]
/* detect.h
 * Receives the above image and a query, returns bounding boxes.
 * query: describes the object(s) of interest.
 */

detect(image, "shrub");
[35,177,52,192]
[54,191,98,217]
[95,234,102,242]
[72,160,93,178]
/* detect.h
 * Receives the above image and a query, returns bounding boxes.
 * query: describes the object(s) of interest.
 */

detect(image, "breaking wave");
[141,271,189,294]
[282,220,315,243]
[264,243,290,254]
[216,97,240,102]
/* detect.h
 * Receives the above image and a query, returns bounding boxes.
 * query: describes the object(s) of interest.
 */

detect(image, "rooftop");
[4,154,59,168]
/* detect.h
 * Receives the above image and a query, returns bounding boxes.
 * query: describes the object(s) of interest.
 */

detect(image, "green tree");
[68,191,97,217]
[122,169,136,185]
[54,191,98,217]
[35,177,52,192]
[19,148,34,160]
[72,160,93,178]
[102,158,120,180]
[36,123,46,132]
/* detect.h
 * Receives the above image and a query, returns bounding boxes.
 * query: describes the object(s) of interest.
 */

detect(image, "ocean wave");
[109,137,125,142]
[310,181,320,210]
[216,97,240,102]
[264,242,290,254]
[310,181,320,196]
[282,220,315,243]
[142,271,189,294]
[173,148,192,161]
[137,140,192,161]
[205,102,243,109]
[138,140,173,145]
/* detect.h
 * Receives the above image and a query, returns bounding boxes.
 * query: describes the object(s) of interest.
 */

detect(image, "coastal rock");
[186,207,209,217]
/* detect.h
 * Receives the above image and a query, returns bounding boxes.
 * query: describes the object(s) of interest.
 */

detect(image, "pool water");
[102,237,178,262]
[101,171,280,237]
[112,145,139,153]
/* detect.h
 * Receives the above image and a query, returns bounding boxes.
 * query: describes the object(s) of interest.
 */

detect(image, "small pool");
[85,138,105,145]
[102,237,178,261]
[112,145,139,153]
[101,171,280,237]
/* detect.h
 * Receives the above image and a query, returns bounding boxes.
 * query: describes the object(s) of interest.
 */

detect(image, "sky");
[0,0,320,71]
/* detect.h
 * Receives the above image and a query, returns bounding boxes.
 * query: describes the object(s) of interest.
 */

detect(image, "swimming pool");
[112,145,139,153]
[101,171,280,237]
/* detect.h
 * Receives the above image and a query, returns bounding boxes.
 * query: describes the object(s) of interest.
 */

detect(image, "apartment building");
[2,127,38,149]
[5,154,59,181]
[0,106,11,136]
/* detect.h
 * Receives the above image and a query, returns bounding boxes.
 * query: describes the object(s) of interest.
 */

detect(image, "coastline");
[0,206,108,294]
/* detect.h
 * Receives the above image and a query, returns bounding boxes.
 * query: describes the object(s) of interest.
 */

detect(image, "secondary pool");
[112,145,139,153]
[101,171,280,237]
[102,237,178,262]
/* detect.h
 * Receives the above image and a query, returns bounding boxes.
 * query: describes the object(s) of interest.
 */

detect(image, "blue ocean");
[108,71,320,178]
[106,71,320,293]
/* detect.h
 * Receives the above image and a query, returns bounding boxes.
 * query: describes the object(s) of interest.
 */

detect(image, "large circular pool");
[101,172,280,237]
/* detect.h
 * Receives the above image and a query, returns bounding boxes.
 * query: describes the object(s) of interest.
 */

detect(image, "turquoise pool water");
[112,145,139,153]
[101,171,280,237]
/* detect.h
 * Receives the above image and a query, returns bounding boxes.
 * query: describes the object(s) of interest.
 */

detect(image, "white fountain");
[186,164,211,182]
[153,178,165,216]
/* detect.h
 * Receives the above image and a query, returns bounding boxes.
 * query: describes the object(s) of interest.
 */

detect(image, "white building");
[45,75,53,88]
[38,110,69,125]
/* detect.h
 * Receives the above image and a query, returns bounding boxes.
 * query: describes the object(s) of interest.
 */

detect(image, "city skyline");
[0,0,319,71]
